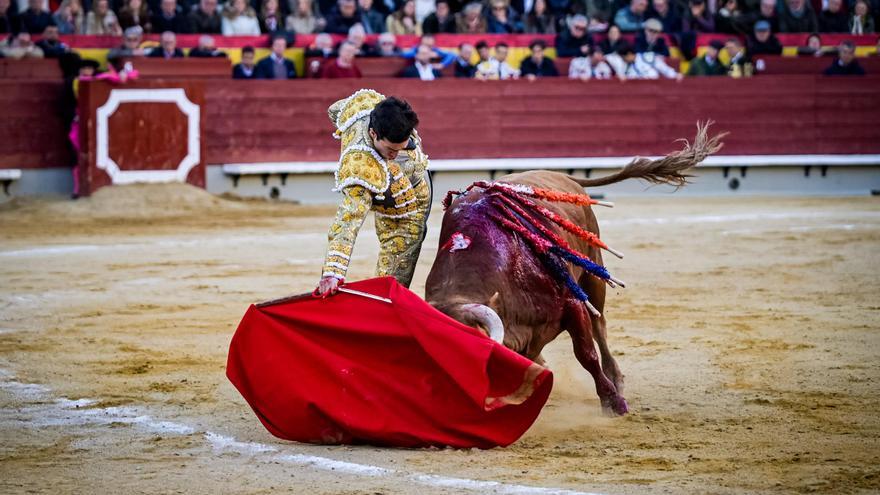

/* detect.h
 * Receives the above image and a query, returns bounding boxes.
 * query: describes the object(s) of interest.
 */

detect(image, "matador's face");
[369,129,410,161]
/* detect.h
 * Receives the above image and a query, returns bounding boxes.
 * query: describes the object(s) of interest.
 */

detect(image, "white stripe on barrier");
[221,154,880,175]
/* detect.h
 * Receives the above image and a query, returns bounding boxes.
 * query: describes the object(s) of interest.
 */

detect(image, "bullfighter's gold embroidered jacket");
[321,89,430,280]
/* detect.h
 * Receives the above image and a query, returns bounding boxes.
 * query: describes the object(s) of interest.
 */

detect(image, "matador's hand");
[315,276,342,298]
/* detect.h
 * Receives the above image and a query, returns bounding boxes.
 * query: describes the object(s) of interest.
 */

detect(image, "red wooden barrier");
[754,55,880,75]
[75,80,206,195]
[2,76,878,175]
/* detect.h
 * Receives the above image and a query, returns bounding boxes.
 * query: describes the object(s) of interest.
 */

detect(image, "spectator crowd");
[1,0,877,77]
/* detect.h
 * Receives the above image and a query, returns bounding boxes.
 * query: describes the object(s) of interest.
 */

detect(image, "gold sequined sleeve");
[328,97,347,127]
[322,185,371,280]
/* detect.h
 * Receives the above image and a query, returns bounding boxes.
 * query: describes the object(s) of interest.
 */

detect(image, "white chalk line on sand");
[602,210,880,227]
[0,369,604,495]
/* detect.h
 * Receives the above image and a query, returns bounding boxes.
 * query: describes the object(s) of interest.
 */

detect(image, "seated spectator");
[387,0,420,34]
[520,39,559,78]
[342,23,376,56]
[850,0,875,34]
[20,0,52,34]
[321,39,363,77]
[151,0,187,33]
[555,14,592,57]
[724,37,750,76]
[108,25,148,58]
[1,31,44,58]
[189,34,226,56]
[85,0,122,35]
[475,41,519,79]
[325,0,359,34]
[401,34,456,66]
[778,0,818,33]
[119,0,151,32]
[148,30,185,57]
[376,32,400,56]
[796,32,831,56]
[686,39,726,76]
[222,0,261,34]
[648,0,679,34]
[456,2,487,33]
[524,0,555,34]
[819,0,849,32]
[568,46,614,80]
[824,40,865,74]
[188,0,222,34]
[487,0,522,33]
[423,0,456,33]
[454,42,476,77]
[614,0,648,32]
[1,0,22,35]
[635,18,670,56]
[715,0,752,34]
[600,24,625,54]
[286,0,326,33]
[233,44,257,77]
[746,0,779,34]
[474,39,491,67]
[260,0,284,32]
[747,20,783,56]
[606,44,680,79]
[401,42,442,79]
[584,0,614,27]
[681,0,714,33]
[36,24,69,57]
[53,0,84,34]
[305,31,335,56]
[358,0,384,33]
[255,34,297,78]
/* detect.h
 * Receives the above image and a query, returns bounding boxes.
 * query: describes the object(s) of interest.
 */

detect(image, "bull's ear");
[488,292,500,311]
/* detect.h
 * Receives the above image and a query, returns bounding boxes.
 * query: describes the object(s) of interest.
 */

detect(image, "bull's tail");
[570,122,726,189]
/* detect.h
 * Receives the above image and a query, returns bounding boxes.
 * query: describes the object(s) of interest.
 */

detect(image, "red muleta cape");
[226,277,553,449]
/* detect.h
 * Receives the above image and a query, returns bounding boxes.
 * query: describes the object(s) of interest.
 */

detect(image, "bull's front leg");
[564,301,628,416]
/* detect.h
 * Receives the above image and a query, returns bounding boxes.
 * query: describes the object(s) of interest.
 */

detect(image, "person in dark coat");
[453,42,476,77]
[187,0,223,33]
[818,0,849,32]
[323,0,360,34]
[35,24,70,57]
[400,43,442,79]
[747,20,783,56]
[519,39,559,79]
[152,0,188,33]
[778,0,818,33]
[634,18,670,56]
[255,35,298,78]
[422,0,456,33]
[20,0,53,34]
[188,34,226,57]
[233,45,257,78]
[554,14,592,57]
[824,41,866,75]
[148,31,185,57]
[0,0,22,35]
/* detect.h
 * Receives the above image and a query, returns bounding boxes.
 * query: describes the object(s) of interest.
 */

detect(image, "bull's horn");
[460,303,505,344]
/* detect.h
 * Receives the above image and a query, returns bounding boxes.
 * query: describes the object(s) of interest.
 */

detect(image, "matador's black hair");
[369,97,419,143]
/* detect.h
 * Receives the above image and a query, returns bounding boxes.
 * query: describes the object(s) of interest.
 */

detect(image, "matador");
[315,89,431,296]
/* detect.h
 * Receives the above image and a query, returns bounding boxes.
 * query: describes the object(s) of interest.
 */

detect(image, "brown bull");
[425,124,723,416]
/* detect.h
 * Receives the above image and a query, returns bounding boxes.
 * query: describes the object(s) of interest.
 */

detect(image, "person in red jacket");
[320,40,363,78]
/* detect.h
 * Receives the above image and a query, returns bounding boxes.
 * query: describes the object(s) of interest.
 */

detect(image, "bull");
[426,124,723,416]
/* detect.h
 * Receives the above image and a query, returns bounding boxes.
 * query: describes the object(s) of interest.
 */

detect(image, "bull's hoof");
[601,396,629,416]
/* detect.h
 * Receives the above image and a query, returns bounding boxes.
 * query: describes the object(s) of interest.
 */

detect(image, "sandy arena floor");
[0,184,878,495]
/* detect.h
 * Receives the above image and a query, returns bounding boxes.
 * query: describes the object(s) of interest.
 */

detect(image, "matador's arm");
[321,185,371,280]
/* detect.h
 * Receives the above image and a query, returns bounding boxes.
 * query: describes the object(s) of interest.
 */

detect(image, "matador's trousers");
[374,173,432,288]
